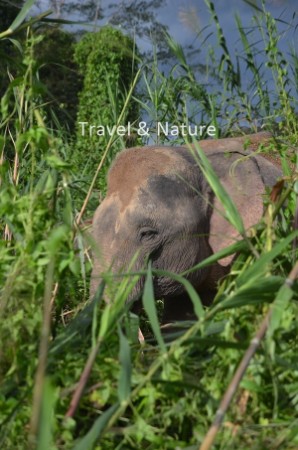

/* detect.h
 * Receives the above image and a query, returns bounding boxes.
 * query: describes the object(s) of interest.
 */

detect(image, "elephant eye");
[139,227,158,242]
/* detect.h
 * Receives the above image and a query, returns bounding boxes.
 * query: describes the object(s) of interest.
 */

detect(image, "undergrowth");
[0,1,297,449]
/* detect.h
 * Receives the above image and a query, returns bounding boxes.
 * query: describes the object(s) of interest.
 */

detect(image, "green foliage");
[0,9,89,448]
[34,27,82,132]
[74,26,139,190]
[0,2,298,450]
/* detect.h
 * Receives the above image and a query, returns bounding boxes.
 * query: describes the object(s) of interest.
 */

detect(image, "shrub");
[74,26,139,190]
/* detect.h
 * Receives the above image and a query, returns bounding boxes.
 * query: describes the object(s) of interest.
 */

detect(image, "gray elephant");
[90,132,281,321]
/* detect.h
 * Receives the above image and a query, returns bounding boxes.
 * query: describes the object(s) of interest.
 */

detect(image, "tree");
[34,0,168,55]
[74,26,139,188]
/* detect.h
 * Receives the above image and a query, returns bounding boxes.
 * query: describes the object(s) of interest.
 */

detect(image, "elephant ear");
[208,153,266,266]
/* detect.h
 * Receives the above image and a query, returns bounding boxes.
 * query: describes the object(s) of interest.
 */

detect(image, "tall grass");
[0,1,297,450]
[137,0,298,141]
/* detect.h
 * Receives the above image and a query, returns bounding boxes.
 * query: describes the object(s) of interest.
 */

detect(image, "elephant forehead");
[143,174,197,208]
[127,187,205,233]
[107,148,189,210]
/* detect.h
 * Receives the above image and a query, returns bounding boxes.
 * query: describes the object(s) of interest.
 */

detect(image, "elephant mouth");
[153,275,187,299]
[126,271,185,306]
[125,255,208,310]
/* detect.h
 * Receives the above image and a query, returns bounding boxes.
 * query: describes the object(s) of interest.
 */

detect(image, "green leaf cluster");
[74,26,139,186]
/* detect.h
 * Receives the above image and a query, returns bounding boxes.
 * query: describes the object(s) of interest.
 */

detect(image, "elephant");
[90,132,282,321]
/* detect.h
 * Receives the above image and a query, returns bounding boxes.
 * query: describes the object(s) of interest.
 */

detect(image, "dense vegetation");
[74,25,140,191]
[0,1,297,449]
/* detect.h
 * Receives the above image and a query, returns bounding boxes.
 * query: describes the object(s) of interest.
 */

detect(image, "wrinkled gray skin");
[90,132,281,321]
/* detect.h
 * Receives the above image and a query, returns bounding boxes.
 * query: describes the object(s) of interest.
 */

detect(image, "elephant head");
[90,132,281,319]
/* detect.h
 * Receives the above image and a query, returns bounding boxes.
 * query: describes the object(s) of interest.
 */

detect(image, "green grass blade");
[36,378,57,450]
[267,284,294,340]
[117,324,132,403]
[72,403,119,450]
[215,276,284,311]
[241,0,263,13]
[41,17,99,26]
[142,262,166,352]
[48,282,104,358]
[8,0,36,32]
[191,140,245,235]
[99,256,140,340]
[236,231,298,287]
[181,239,249,276]
[165,33,188,70]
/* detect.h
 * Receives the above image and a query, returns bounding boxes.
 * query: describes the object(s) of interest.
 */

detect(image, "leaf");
[241,0,264,13]
[48,282,104,359]
[190,337,247,350]
[46,225,69,256]
[142,262,166,352]
[123,312,140,344]
[179,283,204,319]
[46,154,71,169]
[236,231,298,287]
[216,276,284,310]
[99,304,112,339]
[7,38,23,54]
[98,267,139,340]
[36,378,57,450]
[267,284,294,339]
[117,324,132,403]
[181,239,249,276]
[41,17,98,27]
[0,9,52,39]
[72,403,119,450]
[191,141,245,235]
[8,0,36,32]
[240,379,263,393]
